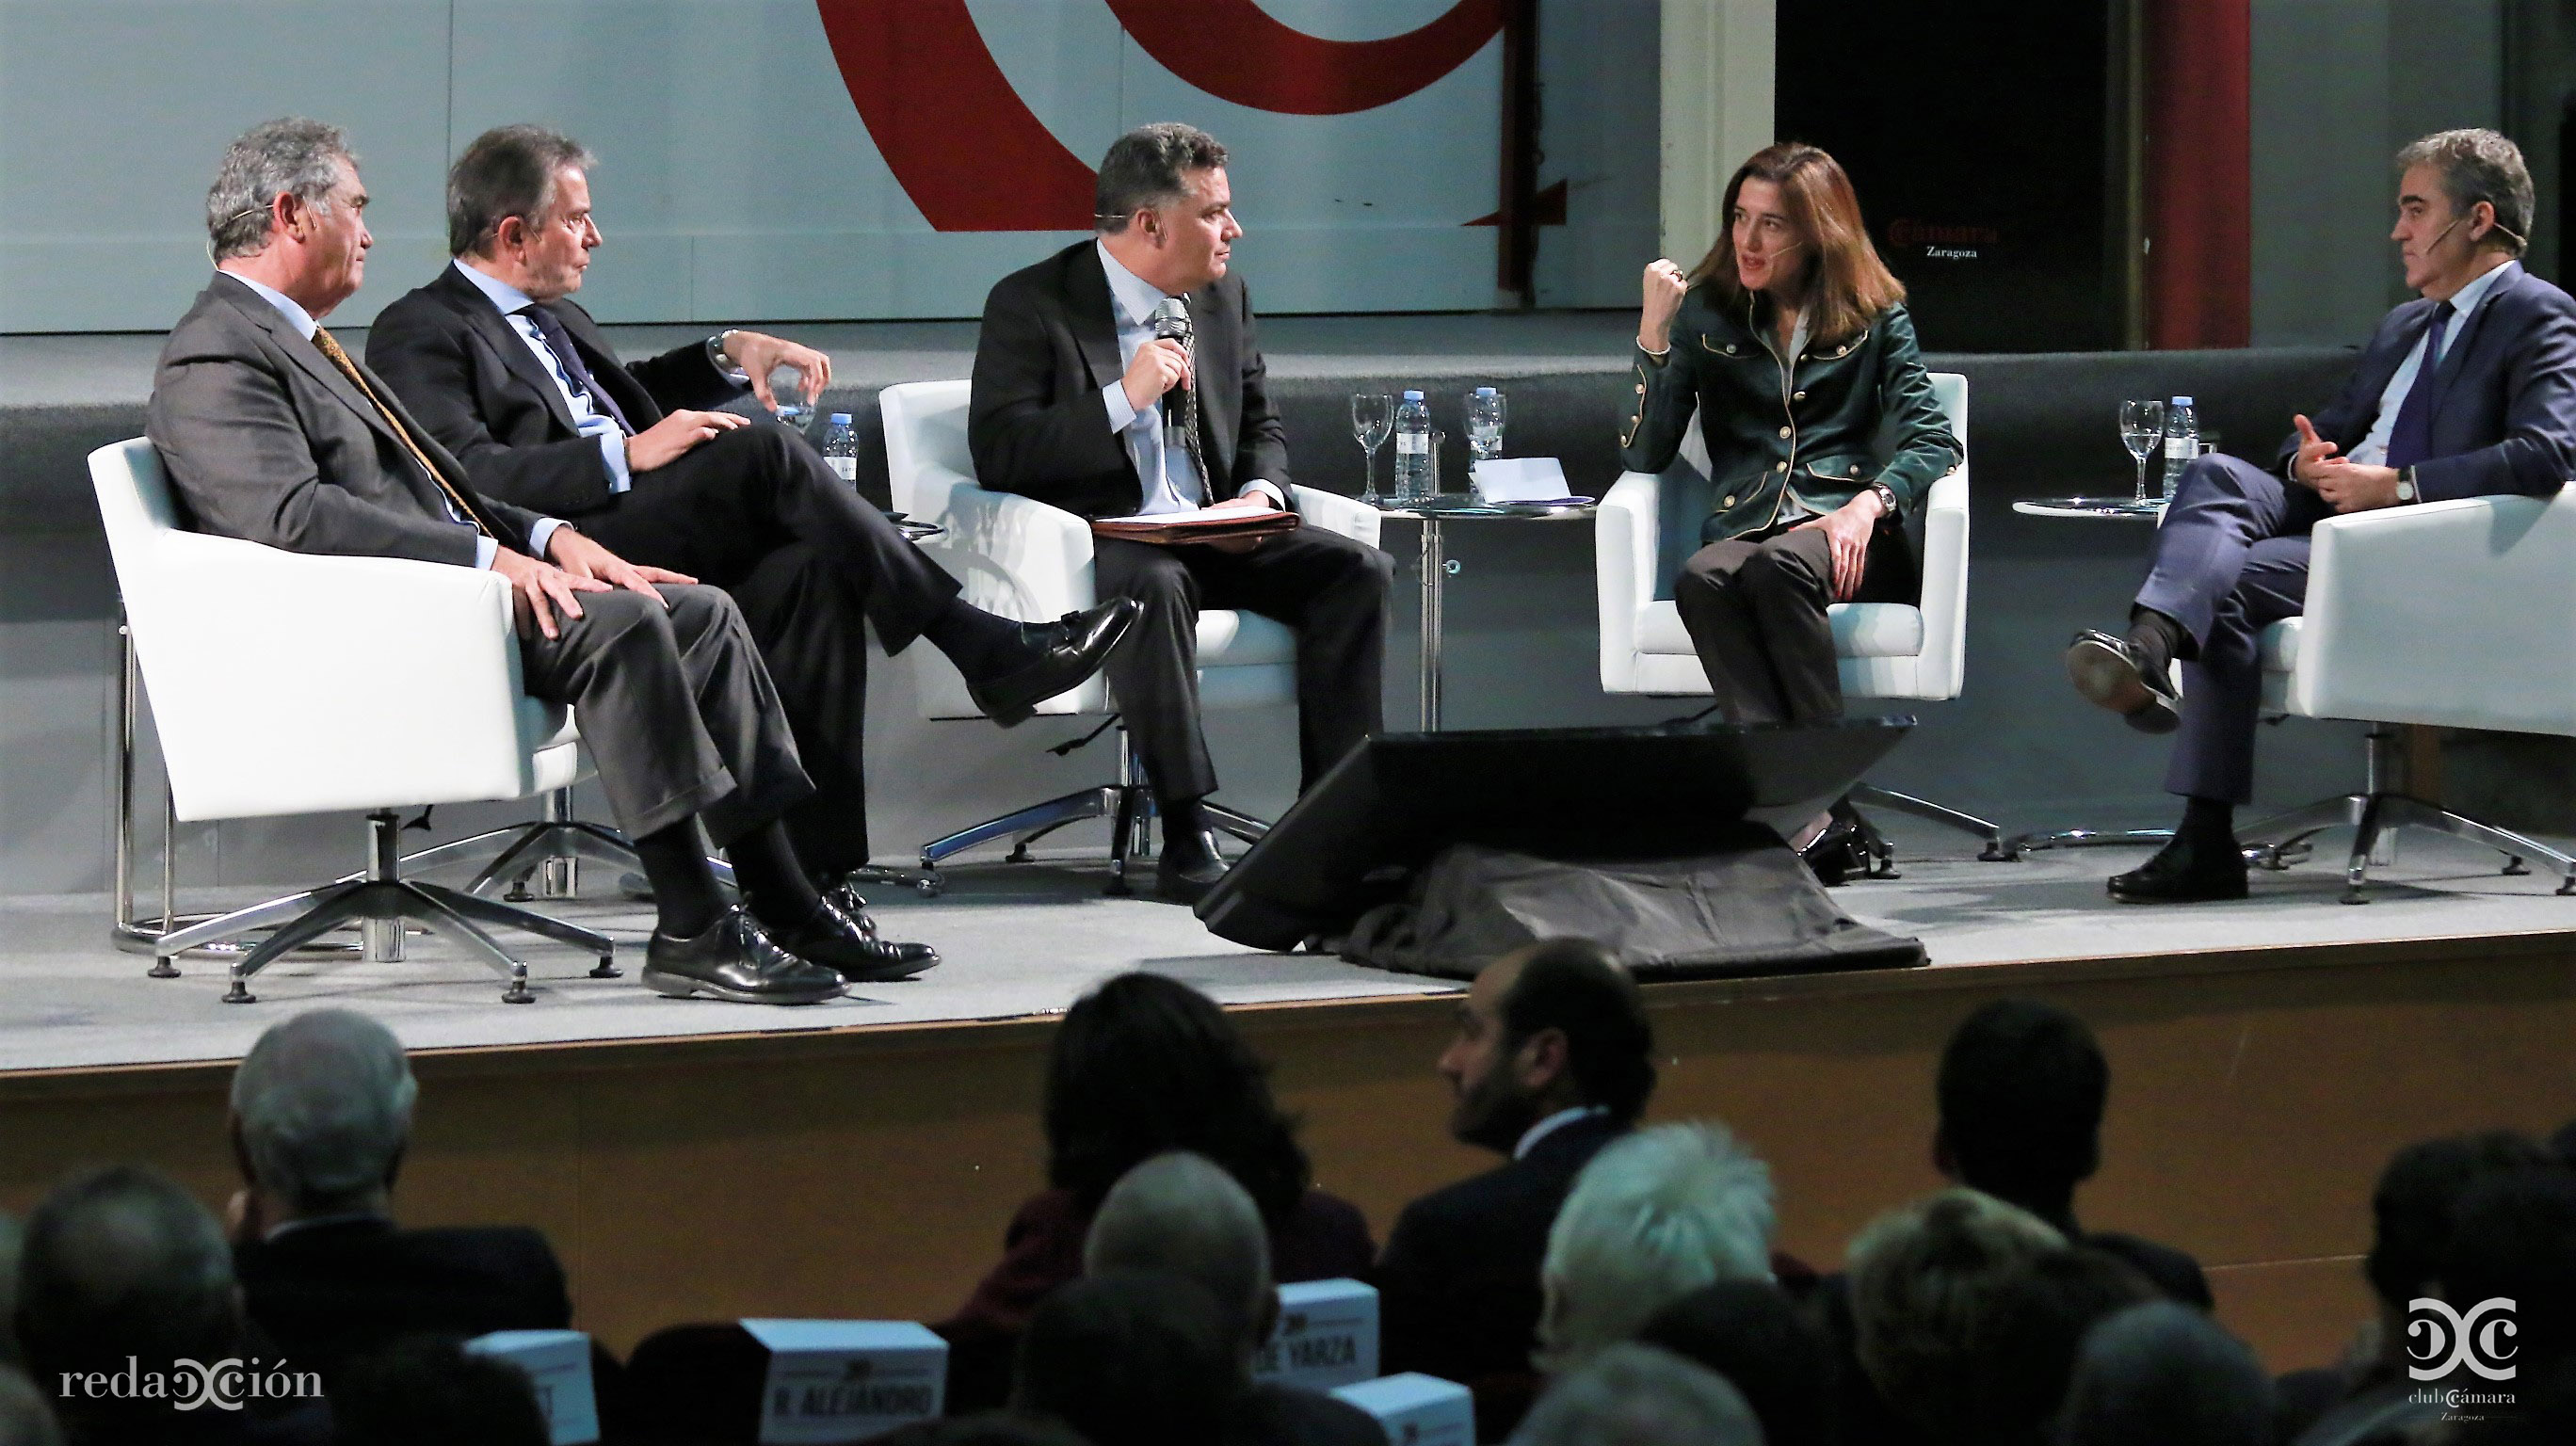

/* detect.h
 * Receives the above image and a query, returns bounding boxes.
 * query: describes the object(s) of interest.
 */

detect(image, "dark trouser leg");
[576,420,963,652]
[2135,453,2327,651]
[2163,536,2310,804]
[1736,520,1919,723]
[1674,539,1790,723]
[1092,538,1216,800]
[1196,528,1393,790]
[516,584,813,849]
[728,543,873,876]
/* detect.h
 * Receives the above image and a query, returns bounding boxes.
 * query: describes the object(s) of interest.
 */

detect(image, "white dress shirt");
[452,259,633,493]
[1513,1104,1612,1160]
[222,269,561,568]
[1095,241,1284,515]
[2346,259,2514,467]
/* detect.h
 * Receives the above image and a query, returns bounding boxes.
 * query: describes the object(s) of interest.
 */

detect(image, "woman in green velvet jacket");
[1621,141,1959,873]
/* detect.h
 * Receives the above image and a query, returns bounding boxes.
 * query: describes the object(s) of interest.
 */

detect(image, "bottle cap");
[1402,390,1424,401]
[829,412,852,425]
[2169,396,2193,408]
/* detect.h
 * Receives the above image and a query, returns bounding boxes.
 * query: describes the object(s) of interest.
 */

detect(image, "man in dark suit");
[1374,940,1654,1439]
[969,123,1393,903]
[1932,999,2213,1309]
[2068,128,2576,902]
[152,118,881,1002]
[225,1011,567,1381]
[367,125,1136,927]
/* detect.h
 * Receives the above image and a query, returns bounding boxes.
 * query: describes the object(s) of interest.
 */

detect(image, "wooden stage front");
[3,908,2570,1379]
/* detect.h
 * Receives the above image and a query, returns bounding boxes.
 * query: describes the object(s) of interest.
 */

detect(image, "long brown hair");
[1691,142,1904,345]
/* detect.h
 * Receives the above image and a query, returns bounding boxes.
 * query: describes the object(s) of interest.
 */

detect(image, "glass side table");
[1374,498,1595,731]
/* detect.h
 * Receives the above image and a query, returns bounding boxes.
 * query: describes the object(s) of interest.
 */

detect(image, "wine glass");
[1351,393,1393,506]
[2118,399,2165,505]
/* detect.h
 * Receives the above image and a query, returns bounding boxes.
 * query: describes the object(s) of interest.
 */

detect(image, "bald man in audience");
[1086,1152,1386,1446]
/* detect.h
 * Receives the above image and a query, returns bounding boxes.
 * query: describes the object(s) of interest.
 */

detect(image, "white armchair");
[2245,485,2576,901]
[1593,372,1997,869]
[878,379,1382,894]
[91,438,616,1001]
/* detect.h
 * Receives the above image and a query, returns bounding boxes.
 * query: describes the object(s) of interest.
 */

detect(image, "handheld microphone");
[1149,297,1194,447]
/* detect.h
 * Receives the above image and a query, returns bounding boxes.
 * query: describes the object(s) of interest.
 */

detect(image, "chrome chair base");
[2239,725,2576,904]
[917,724,1267,897]
[153,811,618,1004]
[1848,784,2010,875]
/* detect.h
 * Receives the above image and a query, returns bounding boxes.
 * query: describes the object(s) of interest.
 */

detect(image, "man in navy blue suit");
[2067,128,2576,903]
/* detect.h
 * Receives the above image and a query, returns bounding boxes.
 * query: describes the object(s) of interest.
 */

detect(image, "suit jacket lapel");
[1190,280,1239,498]
[553,300,662,430]
[435,265,580,433]
[1067,247,1125,394]
[215,277,410,453]
[2425,263,2519,417]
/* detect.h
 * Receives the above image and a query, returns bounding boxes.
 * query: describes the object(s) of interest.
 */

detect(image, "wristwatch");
[706,331,746,378]
[1869,480,1900,516]
[2396,466,2418,503]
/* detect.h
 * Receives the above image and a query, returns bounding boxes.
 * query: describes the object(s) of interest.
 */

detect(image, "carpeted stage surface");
[6,820,2572,1074]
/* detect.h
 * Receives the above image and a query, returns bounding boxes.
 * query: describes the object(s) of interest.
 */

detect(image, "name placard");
[742,1319,947,1445]
[1329,1373,1474,1446]
[465,1329,599,1445]
[1252,1278,1378,1391]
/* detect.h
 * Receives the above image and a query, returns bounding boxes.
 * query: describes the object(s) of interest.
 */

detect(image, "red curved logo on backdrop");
[814,0,1505,232]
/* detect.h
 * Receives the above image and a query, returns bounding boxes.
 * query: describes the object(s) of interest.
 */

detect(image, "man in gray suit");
[147,117,896,1004]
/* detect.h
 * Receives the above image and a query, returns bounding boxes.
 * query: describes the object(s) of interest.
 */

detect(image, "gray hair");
[1083,1151,1272,1354]
[2396,128,2534,256]
[205,117,355,262]
[1095,122,1228,233]
[448,124,596,257]
[15,1165,241,1380]
[1538,1122,1776,1374]
[1509,1343,1763,1446]
[1845,1188,2066,1431]
[2057,1302,2275,1446]
[231,1008,417,1213]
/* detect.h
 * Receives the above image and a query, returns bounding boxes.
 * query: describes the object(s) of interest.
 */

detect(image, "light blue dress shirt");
[2347,259,2515,467]
[1094,241,1283,516]
[222,270,562,567]
[451,260,633,492]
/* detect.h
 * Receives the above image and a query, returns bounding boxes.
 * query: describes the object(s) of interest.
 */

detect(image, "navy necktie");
[514,303,636,437]
[2381,300,2455,472]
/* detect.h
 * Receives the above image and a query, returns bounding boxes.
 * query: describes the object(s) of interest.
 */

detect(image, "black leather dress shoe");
[966,598,1144,727]
[1153,827,1230,905]
[1799,817,1868,887]
[768,894,940,983]
[2066,630,2182,734]
[641,906,848,1004]
[818,874,878,939]
[2107,833,2249,903]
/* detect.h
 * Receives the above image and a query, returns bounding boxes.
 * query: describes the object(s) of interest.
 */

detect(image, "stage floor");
[3,822,2572,1075]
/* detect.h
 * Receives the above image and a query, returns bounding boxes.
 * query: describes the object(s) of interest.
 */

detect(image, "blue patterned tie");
[2382,300,2454,472]
[515,303,636,437]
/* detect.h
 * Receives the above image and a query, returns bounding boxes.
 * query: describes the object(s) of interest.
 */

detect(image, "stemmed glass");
[1351,393,1393,506]
[2118,399,2165,505]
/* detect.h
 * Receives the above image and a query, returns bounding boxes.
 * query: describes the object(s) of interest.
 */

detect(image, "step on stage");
[2,827,2572,1386]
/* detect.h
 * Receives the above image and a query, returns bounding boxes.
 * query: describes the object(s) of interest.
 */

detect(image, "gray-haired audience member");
[2058,1302,2274,1446]
[226,1010,571,1382]
[1638,1279,1832,1446]
[1507,1343,1763,1446]
[1843,1188,2064,1436]
[1083,1153,1387,1446]
[1537,1121,1776,1374]
[0,1366,63,1446]
[1011,1270,1240,1446]
[14,1165,331,1446]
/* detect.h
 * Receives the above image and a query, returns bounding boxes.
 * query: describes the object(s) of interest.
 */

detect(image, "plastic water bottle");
[822,412,859,488]
[1466,387,1505,462]
[1393,391,1432,506]
[2159,395,2198,499]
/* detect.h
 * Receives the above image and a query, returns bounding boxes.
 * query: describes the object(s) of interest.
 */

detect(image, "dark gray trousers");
[1091,527,1394,801]
[2134,453,2324,804]
[515,583,812,848]
[1672,518,1914,723]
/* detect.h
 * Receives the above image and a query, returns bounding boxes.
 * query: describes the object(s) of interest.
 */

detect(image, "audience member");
[0,1367,62,1446]
[226,1010,570,1381]
[2056,1301,2273,1446]
[1638,1279,1834,1446]
[1507,1342,1763,1446]
[1963,1245,2157,1446]
[1010,1270,1240,1446]
[1934,999,2211,1307]
[941,973,1372,1410]
[1536,1121,1775,1375]
[1840,1187,2064,1443]
[2282,1131,2557,1446]
[325,1335,548,1446]
[2436,1169,2576,1389]
[868,1412,1094,1446]
[13,1165,331,1445]
[1375,939,1652,1436]
[1084,1152,1386,1446]
[0,1213,22,1368]
[2550,1117,2576,1169]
